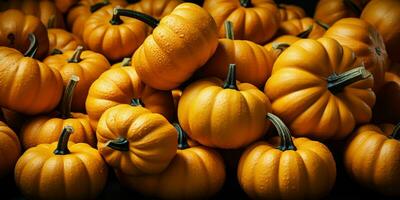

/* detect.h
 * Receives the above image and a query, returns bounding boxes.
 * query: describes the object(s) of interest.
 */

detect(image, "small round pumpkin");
[97,103,177,176]
[0,9,49,59]
[86,66,174,130]
[126,0,182,19]
[238,113,336,200]
[264,37,375,140]
[44,46,110,112]
[0,34,63,115]
[344,123,400,196]
[278,4,306,21]
[116,123,225,199]
[178,64,272,149]
[314,0,369,25]
[15,126,108,200]
[0,121,21,178]
[279,17,329,39]
[47,29,85,55]
[203,0,280,44]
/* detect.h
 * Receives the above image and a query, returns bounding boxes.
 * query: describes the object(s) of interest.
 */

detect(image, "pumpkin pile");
[0,0,399,199]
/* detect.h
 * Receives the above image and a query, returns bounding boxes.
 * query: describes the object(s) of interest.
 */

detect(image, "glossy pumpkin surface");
[48,28,85,55]
[314,0,369,25]
[278,4,306,21]
[279,17,327,39]
[0,121,21,178]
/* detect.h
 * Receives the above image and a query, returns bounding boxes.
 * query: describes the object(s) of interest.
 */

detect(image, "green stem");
[391,123,400,140]
[223,64,238,90]
[111,8,159,28]
[277,4,285,9]
[266,113,296,151]
[68,46,84,63]
[24,33,38,58]
[106,137,129,151]
[53,126,74,155]
[343,0,361,16]
[327,66,371,93]
[90,0,110,13]
[49,48,63,55]
[315,20,330,30]
[296,25,313,38]
[60,75,80,119]
[121,57,132,66]
[272,42,290,51]
[224,21,235,40]
[240,0,252,7]
[130,98,145,107]
[173,123,189,149]
[47,15,56,28]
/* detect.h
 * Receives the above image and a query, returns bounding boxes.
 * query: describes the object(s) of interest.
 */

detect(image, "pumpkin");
[67,0,128,38]
[131,3,219,90]
[0,108,26,132]
[238,113,336,200]
[44,46,110,112]
[0,0,65,28]
[279,17,329,39]
[278,4,306,21]
[344,123,400,196]
[55,0,78,13]
[199,21,275,88]
[0,121,21,178]
[178,64,272,149]
[15,126,108,200]
[314,0,369,25]
[48,29,85,55]
[0,34,63,115]
[116,123,225,199]
[20,76,96,150]
[0,9,49,59]
[111,57,131,68]
[126,0,182,19]
[361,0,400,62]
[264,37,375,140]
[86,66,174,129]
[96,103,177,175]
[203,0,280,44]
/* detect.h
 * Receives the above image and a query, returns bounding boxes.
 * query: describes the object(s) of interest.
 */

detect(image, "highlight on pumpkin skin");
[314,0,365,25]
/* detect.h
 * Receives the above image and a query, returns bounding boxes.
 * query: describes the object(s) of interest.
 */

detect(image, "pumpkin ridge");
[73,154,93,197]
[365,134,386,188]
[191,148,213,194]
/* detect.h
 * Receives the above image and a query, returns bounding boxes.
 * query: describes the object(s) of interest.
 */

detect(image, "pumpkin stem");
[24,33,38,58]
[60,75,80,119]
[130,98,145,107]
[224,21,235,40]
[173,123,189,149]
[68,46,84,63]
[266,113,296,151]
[121,57,132,66]
[113,8,159,28]
[240,0,252,8]
[272,42,290,51]
[90,0,110,13]
[296,25,313,38]
[107,137,129,151]
[53,126,74,155]
[375,47,382,56]
[316,20,330,30]
[343,0,361,16]
[391,123,400,140]
[47,15,56,28]
[49,48,63,55]
[277,4,285,9]
[327,65,372,93]
[223,64,238,90]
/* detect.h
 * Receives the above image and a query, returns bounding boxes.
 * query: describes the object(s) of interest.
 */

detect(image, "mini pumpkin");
[44,46,110,112]
[314,0,369,25]
[203,0,280,44]
[126,0,182,19]
[48,29,85,55]
[264,37,375,140]
[278,4,306,21]
[0,34,63,115]
[97,103,177,175]
[178,64,272,149]
[0,121,21,178]
[238,113,336,200]
[344,123,400,196]
[15,126,108,200]
[279,17,329,39]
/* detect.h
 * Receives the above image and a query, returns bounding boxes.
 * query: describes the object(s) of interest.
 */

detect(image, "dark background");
[1,0,397,199]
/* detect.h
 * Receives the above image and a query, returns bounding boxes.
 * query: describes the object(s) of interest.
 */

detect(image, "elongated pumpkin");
[48,29,84,55]
[0,121,21,178]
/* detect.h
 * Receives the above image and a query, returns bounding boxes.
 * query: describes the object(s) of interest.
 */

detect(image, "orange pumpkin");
[67,0,128,38]
[20,76,96,150]
[126,0,182,19]
[314,0,369,25]
[44,46,110,112]
[86,67,174,129]
[238,113,336,200]
[15,126,108,200]
[116,123,225,199]
[0,108,26,132]
[48,29,85,55]
[203,0,280,44]
[264,38,375,140]
[97,103,177,175]
[344,123,400,196]
[132,3,219,90]
[0,121,21,178]
[264,35,306,61]
[278,4,306,21]
[178,64,272,149]
[361,0,400,62]
[0,9,49,59]
[0,34,63,115]
[55,0,78,13]
[111,57,131,68]
[279,17,329,39]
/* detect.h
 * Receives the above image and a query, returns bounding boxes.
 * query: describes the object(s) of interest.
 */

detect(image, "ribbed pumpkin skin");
[117,146,226,199]
[278,4,306,21]
[97,104,177,176]
[20,113,96,150]
[133,3,218,90]
[200,39,275,88]
[238,137,336,200]
[203,0,280,44]
[126,0,182,19]
[324,18,388,90]
[0,47,63,115]
[54,0,77,13]
[0,9,49,59]
[86,67,174,130]
[44,49,110,112]
[314,0,370,25]
[344,124,400,196]
[14,142,108,200]
[0,121,21,178]
[264,38,375,140]
[361,0,400,62]
[279,17,326,39]
[48,29,84,55]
